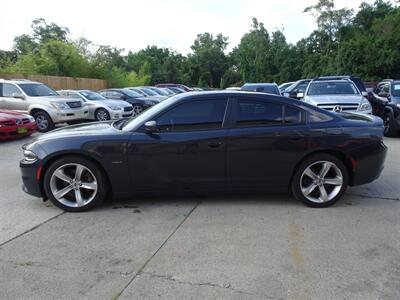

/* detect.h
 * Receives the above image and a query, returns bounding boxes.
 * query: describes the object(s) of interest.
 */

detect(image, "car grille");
[22,118,30,124]
[67,101,82,108]
[0,121,14,126]
[0,118,29,126]
[317,103,359,111]
[124,106,133,112]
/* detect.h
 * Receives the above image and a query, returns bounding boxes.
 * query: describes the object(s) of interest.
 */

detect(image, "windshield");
[141,88,158,96]
[79,90,107,101]
[18,83,58,97]
[392,83,400,97]
[123,89,143,97]
[120,94,182,131]
[307,82,359,96]
[151,88,168,96]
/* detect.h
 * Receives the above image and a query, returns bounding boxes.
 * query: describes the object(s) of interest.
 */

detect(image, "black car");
[20,91,387,212]
[241,83,281,95]
[99,88,159,116]
[369,79,400,136]
[283,79,311,99]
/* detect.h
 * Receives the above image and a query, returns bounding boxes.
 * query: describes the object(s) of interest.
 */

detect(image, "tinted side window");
[374,84,383,95]
[284,106,304,124]
[2,83,21,97]
[236,99,283,127]
[156,99,227,131]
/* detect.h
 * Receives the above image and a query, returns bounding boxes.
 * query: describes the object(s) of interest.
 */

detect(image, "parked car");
[20,91,386,212]
[241,83,281,95]
[57,90,133,121]
[155,83,192,92]
[0,79,88,132]
[0,109,36,141]
[302,78,372,114]
[369,79,400,137]
[99,88,159,116]
[283,79,311,99]
[279,82,294,93]
[126,87,166,101]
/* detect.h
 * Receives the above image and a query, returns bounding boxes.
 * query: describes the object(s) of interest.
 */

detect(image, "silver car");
[301,79,372,114]
[58,90,133,121]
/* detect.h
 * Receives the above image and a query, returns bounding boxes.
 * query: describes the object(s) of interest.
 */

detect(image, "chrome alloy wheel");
[96,109,110,121]
[49,163,98,208]
[300,161,343,203]
[132,104,143,116]
[36,115,49,130]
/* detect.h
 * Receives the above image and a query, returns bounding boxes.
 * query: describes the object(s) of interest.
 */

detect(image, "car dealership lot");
[0,135,399,299]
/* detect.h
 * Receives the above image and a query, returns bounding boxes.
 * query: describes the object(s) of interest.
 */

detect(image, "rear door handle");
[208,141,222,148]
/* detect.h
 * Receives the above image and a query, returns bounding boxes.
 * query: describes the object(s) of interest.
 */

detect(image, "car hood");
[33,95,83,102]
[305,95,363,104]
[0,109,29,121]
[33,121,121,142]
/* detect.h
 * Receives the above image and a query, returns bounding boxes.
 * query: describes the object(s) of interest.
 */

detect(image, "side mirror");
[361,91,369,98]
[378,91,388,98]
[296,92,304,98]
[283,92,289,97]
[144,120,158,133]
[12,92,25,100]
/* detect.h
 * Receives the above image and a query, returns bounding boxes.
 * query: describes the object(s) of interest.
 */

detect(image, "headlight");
[28,115,35,123]
[50,102,70,110]
[23,150,38,163]
[108,106,122,111]
[144,100,156,105]
[359,101,372,111]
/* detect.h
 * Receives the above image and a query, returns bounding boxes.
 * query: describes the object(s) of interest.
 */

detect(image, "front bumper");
[109,110,133,119]
[20,160,43,198]
[0,122,36,141]
[348,141,388,186]
[52,108,89,123]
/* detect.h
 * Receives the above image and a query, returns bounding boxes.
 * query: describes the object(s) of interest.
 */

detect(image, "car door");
[227,96,309,191]
[0,83,28,111]
[127,97,229,193]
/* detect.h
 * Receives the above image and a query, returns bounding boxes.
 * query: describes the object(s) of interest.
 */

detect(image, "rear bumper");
[348,141,388,186]
[20,160,43,198]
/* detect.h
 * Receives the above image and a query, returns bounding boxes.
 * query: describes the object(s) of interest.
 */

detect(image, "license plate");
[17,127,28,134]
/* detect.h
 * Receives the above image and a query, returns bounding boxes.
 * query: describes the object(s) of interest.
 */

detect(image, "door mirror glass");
[12,92,25,99]
[361,91,369,97]
[144,120,158,133]
[296,92,304,98]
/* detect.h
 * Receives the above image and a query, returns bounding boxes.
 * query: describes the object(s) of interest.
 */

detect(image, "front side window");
[17,83,58,97]
[391,83,400,97]
[236,99,283,127]
[156,99,227,131]
[2,83,21,97]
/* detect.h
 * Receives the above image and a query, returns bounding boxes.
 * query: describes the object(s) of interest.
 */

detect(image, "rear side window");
[156,99,228,131]
[236,99,283,127]
[284,106,304,124]
[2,83,21,97]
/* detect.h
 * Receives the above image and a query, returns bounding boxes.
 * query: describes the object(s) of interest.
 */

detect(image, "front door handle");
[208,141,222,148]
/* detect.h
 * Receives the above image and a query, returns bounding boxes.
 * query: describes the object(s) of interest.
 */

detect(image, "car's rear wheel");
[33,111,54,132]
[44,156,107,212]
[383,112,398,137]
[132,104,144,116]
[292,154,348,207]
[95,108,110,121]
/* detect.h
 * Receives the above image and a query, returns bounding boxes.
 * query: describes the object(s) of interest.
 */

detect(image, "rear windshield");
[308,82,359,96]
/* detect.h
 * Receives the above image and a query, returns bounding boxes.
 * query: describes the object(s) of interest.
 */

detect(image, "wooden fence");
[0,73,108,91]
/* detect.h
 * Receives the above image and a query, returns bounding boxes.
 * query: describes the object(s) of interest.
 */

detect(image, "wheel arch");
[289,149,354,192]
[38,151,112,200]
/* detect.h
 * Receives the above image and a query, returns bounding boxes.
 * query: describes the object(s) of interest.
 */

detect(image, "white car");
[0,79,88,132]
[57,90,133,121]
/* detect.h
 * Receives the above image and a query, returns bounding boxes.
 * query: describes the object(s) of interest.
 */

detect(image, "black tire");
[291,153,349,208]
[95,108,111,121]
[43,156,107,212]
[33,111,54,132]
[383,112,398,137]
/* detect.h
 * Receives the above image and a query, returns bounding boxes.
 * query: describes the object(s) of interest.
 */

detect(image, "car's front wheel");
[33,111,54,132]
[292,154,348,207]
[95,108,111,121]
[43,156,107,212]
[383,112,398,137]
[132,104,144,116]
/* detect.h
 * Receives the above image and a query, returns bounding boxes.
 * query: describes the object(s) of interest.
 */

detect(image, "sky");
[0,0,376,55]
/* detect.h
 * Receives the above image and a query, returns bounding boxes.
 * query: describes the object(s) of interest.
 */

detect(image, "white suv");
[0,79,89,132]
